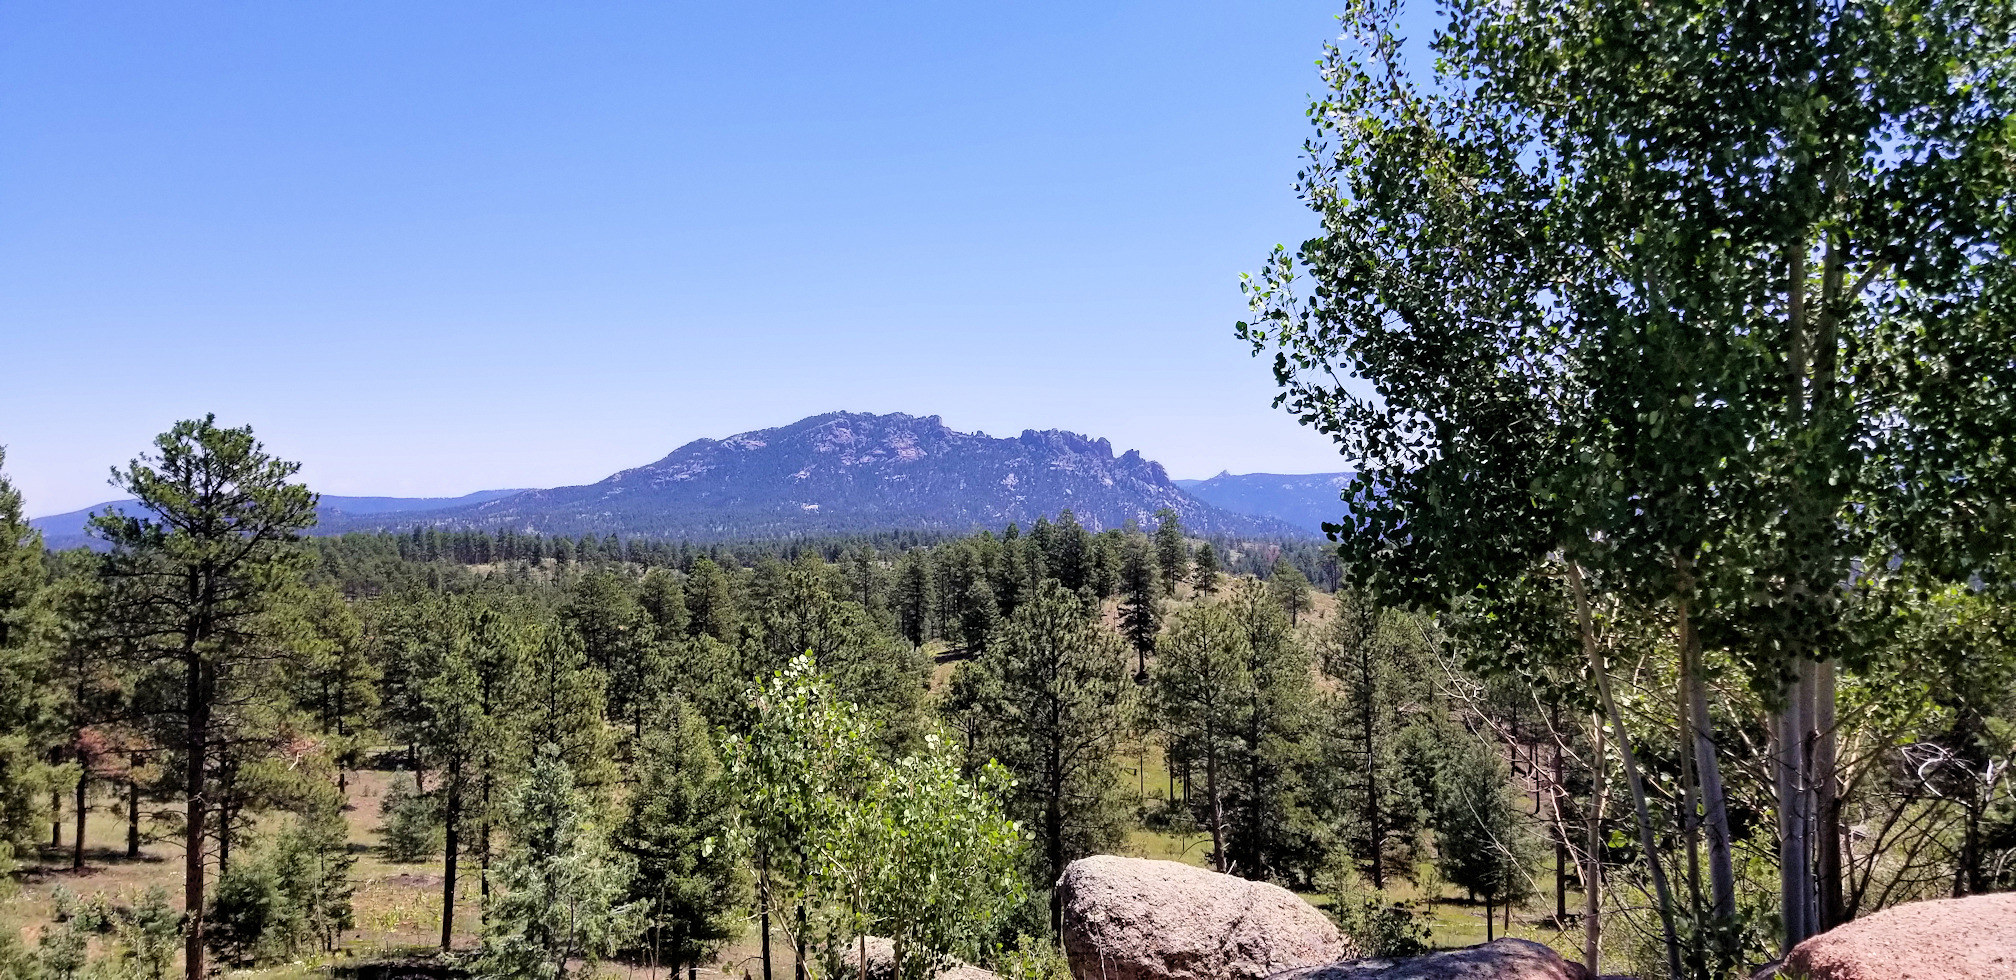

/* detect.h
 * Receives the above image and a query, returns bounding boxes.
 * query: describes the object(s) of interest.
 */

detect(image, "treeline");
[305,519,1341,604]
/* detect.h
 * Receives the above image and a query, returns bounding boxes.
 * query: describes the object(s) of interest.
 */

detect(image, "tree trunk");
[73,771,87,870]
[1552,702,1566,926]
[51,788,61,847]
[1362,644,1384,890]
[126,774,141,859]
[1567,562,1681,980]
[760,850,773,980]
[1584,714,1606,976]
[184,648,210,980]
[441,774,461,951]
[1815,659,1845,930]
[1205,726,1226,873]
[1680,603,1738,923]
[1486,896,1495,941]
[1776,664,1813,951]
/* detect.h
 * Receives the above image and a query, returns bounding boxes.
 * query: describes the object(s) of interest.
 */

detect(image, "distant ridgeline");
[35,412,1333,548]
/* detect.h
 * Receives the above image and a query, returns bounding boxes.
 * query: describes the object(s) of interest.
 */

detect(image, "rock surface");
[845,936,999,980]
[1266,939,1589,980]
[1780,892,2016,980]
[1058,856,1357,980]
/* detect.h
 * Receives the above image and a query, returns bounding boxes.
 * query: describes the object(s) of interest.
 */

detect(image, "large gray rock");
[1779,892,2016,980]
[1266,939,1590,980]
[844,936,999,980]
[1058,856,1357,980]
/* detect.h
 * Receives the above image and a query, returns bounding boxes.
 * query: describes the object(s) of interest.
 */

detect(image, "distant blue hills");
[31,413,1357,547]
[31,489,528,551]
[1175,471,1354,536]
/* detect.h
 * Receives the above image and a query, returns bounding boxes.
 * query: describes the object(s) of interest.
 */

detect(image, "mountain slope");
[1175,471,1355,535]
[324,412,1307,540]
[30,489,529,551]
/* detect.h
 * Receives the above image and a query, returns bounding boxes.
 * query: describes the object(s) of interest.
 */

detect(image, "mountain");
[319,412,1309,540]
[1174,471,1355,535]
[30,488,528,551]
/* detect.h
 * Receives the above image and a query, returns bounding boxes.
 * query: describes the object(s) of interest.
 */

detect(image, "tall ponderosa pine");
[1117,536,1160,681]
[91,418,317,980]
[1152,509,1189,593]
[1150,603,1250,873]
[952,581,1133,929]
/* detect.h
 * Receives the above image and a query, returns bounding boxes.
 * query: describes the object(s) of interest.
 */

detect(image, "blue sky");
[2,2,1430,516]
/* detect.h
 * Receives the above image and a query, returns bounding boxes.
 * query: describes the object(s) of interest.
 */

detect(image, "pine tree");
[92,417,317,980]
[1192,544,1222,595]
[893,551,935,648]
[0,448,56,863]
[1151,604,1249,872]
[1152,509,1190,593]
[614,697,744,979]
[476,750,639,980]
[954,581,1133,929]
[1315,593,1431,890]
[684,558,742,645]
[1266,559,1313,625]
[1222,581,1317,882]
[1117,537,1160,681]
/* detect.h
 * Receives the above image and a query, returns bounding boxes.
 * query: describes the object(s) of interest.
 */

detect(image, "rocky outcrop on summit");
[1268,939,1591,980]
[1057,856,1354,980]
[323,412,1306,541]
[1772,892,2016,980]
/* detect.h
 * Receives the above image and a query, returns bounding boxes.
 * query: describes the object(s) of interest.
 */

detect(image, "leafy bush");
[1318,864,1429,958]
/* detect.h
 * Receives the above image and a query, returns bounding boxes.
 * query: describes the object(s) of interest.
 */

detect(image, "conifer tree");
[956,581,1133,928]
[477,750,639,980]
[1316,592,1430,889]
[1222,581,1317,881]
[1192,544,1222,595]
[893,551,934,648]
[684,558,742,645]
[615,697,744,979]
[1266,560,1313,625]
[0,448,55,864]
[1152,509,1190,593]
[1151,604,1249,872]
[91,417,317,980]
[1117,537,1160,681]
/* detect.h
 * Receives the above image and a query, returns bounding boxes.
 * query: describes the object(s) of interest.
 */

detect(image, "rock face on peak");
[1269,939,1592,980]
[1775,892,2016,980]
[322,412,1306,541]
[1057,856,1355,980]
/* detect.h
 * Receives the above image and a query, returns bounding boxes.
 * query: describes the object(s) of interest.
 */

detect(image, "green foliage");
[0,448,55,859]
[846,741,1028,980]
[1151,510,1189,593]
[614,697,746,974]
[476,750,640,980]
[378,772,442,863]
[1191,544,1221,595]
[1429,734,1536,913]
[106,887,181,980]
[950,582,1133,923]
[1264,560,1311,626]
[1318,864,1429,958]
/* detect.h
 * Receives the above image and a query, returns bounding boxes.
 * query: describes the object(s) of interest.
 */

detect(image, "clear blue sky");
[2,1,1431,517]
